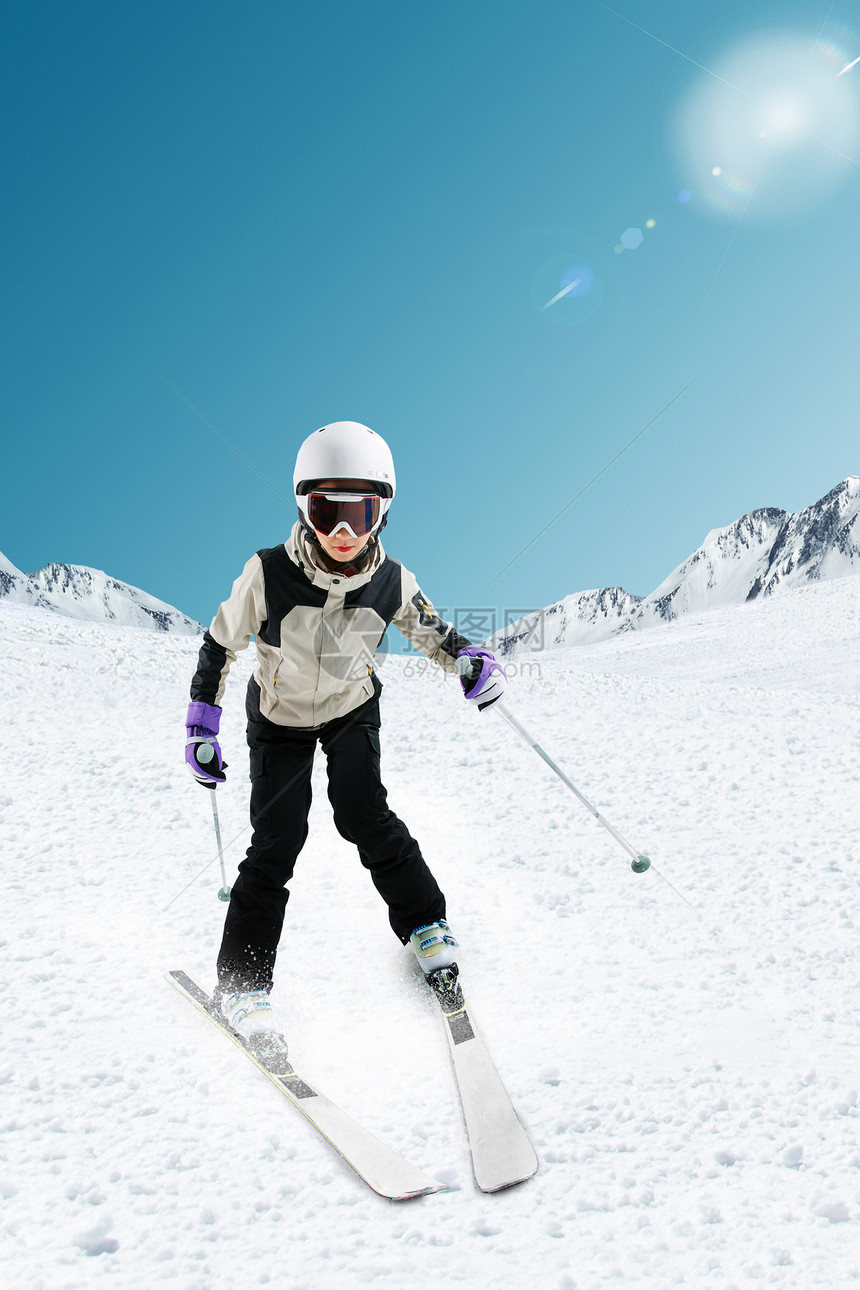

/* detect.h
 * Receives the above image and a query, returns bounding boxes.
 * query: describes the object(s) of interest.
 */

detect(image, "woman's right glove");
[185,701,227,788]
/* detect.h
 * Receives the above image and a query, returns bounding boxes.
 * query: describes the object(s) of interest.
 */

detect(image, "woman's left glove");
[185,701,227,787]
[457,646,508,712]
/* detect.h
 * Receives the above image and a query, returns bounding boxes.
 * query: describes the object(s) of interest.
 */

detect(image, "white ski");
[427,968,539,1192]
[167,970,443,1201]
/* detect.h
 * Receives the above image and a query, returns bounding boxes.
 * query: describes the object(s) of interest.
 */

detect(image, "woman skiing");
[184,421,507,1049]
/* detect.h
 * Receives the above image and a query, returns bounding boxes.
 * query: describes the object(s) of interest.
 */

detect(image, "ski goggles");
[307,490,381,538]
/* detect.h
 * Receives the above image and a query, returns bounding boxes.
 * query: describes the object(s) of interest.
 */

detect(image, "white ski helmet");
[294,421,396,539]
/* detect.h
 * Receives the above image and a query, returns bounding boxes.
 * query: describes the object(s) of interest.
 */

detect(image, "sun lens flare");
[672,30,860,221]
[754,93,809,144]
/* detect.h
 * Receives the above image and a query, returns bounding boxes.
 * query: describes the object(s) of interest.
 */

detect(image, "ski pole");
[494,700,651,873]
[455,655,650,872]
[194,740,232,901]
[207,788,232,902]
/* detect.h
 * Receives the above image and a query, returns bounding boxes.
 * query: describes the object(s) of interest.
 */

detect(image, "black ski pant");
[217,684,446,992]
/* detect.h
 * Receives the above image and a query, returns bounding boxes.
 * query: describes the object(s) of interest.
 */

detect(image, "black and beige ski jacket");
[190,524,471,728]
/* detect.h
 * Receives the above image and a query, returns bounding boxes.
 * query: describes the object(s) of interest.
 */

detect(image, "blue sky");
[3,0,858,639]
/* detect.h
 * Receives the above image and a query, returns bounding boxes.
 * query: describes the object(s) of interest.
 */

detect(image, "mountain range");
[3,476,858,644]
[490,476,860,656]
[0,551,202,634]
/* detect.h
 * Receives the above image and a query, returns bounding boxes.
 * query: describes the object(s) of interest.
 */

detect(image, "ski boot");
[220,989,290,1072]
[410,920,459,974]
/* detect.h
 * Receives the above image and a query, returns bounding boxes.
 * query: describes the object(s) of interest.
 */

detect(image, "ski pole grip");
[455,656,482,682]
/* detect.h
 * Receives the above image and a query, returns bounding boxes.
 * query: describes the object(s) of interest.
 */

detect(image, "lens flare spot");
[677,189,693,204]
[646,219,656,229]
[531,256,603,326]
[542,274,583,310]
[564,265,592,294]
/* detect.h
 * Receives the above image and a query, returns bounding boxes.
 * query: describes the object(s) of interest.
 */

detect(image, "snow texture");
[0,551,201,634]
[495,476,860,655]
[2,570,859,1288]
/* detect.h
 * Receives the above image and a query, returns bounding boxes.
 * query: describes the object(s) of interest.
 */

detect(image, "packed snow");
[2,576,859,1288]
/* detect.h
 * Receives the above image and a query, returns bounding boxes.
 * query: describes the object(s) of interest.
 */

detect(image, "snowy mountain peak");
[495,585,642,654]
[746,475,860,599]
[0,552,202,634]
[493,477,860,656]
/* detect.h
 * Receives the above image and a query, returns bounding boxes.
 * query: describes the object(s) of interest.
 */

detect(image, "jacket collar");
[285,522,385,590]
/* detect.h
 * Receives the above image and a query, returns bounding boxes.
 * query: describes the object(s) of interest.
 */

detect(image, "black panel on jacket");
[255,545,327,647]
[343,556,403,622]
[190,631,229,706]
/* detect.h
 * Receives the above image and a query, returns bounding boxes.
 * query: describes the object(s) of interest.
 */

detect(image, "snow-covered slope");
[2,577,859,1288]
[495,477,860,655]
[0,550,202,633]
[493,584,644,653]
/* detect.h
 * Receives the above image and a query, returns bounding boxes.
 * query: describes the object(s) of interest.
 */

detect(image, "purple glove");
[185,701,227,788]
[457,647,508,712]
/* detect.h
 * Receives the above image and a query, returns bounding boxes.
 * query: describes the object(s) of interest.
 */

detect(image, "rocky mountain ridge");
[491,476,860,656]
[0,552,202,634]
